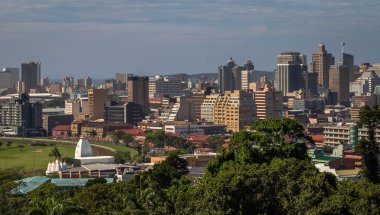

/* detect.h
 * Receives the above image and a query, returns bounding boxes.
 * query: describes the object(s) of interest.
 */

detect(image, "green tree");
[146,130,166,147]
[206,118,311,176]
[62,157,74,165]
[137,155,189,189]
[311,180,380,215]
[73,183,141,214]
[0,168,28,215]
[122,133,134,146]
[85,177,107,187]
[88,129,97,138]
[207,135,225,151]
[114,151,132,164]
[27,197,86,215]
[358,105,380,183]
[184,158,336,215]
[111,130,125,145]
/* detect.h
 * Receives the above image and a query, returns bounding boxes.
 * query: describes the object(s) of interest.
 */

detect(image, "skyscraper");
[329,65,350,103]
[128,76,149,116]
[310,44,335,87]
[341,53,354,82]
[21,62,41,91]
[301,72,318,95]
[275,52,307,96]
[218,57,244,93]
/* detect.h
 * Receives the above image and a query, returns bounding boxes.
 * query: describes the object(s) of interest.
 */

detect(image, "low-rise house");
[52,125,71,138]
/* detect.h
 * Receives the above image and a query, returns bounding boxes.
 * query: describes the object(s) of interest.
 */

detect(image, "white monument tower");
[75,137,93,158]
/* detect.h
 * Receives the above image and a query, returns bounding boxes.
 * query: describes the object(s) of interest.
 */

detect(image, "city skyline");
[0,0,379,78]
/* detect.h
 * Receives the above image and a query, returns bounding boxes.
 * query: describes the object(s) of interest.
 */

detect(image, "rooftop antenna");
[339,37,345,65]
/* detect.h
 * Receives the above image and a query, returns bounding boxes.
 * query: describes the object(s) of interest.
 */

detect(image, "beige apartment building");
[213,90,255,132]
[65,98,89,119]
[88,88,108,120]
[200,94,219,122]
[254,84,283,120]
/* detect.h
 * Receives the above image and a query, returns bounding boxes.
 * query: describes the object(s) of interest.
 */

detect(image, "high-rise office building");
[128,76,149,116]
[104,102,144,125]
[301,72,318,95]
[218,57,245,93]
[0,93,42,136]
[329,65,350,103]
[341,53,354,82]
[310,44,335,88]
[149,76,183,98]
[254,84,283,120]
[275,52,307,96]
[88,88,108,120]
[0,68,19,89]
[21,62,41,91]
[115,73,128,83]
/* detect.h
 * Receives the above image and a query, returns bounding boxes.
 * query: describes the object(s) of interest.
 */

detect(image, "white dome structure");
[75,138,93,158]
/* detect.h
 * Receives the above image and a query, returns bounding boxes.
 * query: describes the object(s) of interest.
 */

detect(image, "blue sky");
[0,0,379,78]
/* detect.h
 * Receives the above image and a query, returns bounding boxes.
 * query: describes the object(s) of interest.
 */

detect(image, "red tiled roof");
[188,135,209,143]
[124,129,146,136]
[52,125,71,131]
[164,146,177,151]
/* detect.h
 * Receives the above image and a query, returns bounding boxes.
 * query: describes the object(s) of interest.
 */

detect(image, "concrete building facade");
[275,52,307,95]
[213,90,255,132]
[21,62,41,92]
[128,76,149,116]
[0,94,42,136]
[310,44,335,87]
[329,65,350,103]
[88,88,108,120]
[254,85,283,120]
[0,68,19,89]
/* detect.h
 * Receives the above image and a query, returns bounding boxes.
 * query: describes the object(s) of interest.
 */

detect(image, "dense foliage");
[357,105,380,183]
[1,118,380,214]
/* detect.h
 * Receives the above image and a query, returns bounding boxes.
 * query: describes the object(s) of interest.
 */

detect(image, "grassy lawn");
[0,139,74,171]
[0,138,138,171]
[90,141,138,156]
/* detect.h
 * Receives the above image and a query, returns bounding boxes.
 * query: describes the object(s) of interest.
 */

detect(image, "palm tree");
[49,146,62,161]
